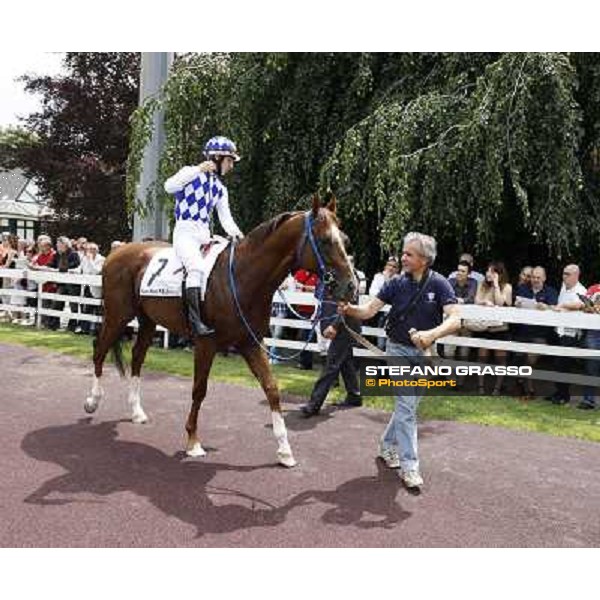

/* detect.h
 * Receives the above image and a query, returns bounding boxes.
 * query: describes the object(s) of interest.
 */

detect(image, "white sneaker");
[377,442,400,469]
[401,469,424,488]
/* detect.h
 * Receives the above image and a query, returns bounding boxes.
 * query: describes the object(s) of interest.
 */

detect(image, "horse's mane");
[245,212,300,246]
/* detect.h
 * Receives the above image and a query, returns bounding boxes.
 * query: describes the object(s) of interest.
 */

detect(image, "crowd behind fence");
[1,267,600,388]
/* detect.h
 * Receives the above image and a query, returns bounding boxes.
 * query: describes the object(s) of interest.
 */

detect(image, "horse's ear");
[325,193,337,214]
[311,192,321,217]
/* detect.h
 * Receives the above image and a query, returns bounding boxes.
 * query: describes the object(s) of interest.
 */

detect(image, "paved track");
[1,343,598,547]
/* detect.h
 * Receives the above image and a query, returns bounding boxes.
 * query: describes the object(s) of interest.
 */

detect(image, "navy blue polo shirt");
[377,270,457,346]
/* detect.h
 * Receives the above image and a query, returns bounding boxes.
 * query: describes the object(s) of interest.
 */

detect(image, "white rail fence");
[1,267,599,387]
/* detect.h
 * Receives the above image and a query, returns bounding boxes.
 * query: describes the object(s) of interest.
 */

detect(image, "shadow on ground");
[21,419,411,537]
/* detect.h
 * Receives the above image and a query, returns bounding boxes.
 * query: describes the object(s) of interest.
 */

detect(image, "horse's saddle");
[140,236,230,299]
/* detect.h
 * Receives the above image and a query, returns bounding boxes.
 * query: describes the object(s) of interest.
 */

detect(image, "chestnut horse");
[84,195,355,467]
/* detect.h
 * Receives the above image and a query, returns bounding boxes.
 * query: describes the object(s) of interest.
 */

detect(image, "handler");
[339,232,461,489]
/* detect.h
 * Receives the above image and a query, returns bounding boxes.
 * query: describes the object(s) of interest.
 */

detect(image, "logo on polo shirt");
[426,292,436,302]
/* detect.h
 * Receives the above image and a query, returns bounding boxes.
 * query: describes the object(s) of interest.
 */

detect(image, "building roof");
[0,168,53,221]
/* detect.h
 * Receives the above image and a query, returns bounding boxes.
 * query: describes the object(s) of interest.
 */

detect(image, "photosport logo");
[360,357,536,397]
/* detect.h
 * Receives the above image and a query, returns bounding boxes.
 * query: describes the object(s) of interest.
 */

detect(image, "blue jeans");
[382,341,425,472]
[583,330,600,407]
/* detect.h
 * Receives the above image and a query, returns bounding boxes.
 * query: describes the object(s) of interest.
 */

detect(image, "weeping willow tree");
[127,52,600,279]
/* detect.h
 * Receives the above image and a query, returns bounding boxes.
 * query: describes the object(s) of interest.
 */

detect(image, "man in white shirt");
[369,256,400,297]
[369,257,400,350]
[548,264,587,404]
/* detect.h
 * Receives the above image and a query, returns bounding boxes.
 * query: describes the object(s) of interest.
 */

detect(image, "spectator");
[10,238,31,323]
[29,235,57,328]
[339,231,460,490]
[517,265,533,288]
[579,283,600,410]
[448,252,485,284]
[369,256,400,350]
[46,236,81,331]
[514,266,558,397]
[110,240,124,253]
[0,233,18,321]
[75,237,88,260]
[0,231,11,265]
[73,242,105,334]
[369,256,400,297]
[349,256,367,295]
[293,268,320,370]
[269,273,296,365]
[444,260,477,368]
[512,265,533,303]
[0,233,17,268]
[546,265,587,405]
[448,260,477,304]
[19,243,38,325]
[474,261,512,395]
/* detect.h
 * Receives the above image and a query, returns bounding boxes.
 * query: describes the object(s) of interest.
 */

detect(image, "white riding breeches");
[173,220,211,289]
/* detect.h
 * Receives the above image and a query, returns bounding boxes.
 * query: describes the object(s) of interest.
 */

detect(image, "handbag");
[463,318,507,333]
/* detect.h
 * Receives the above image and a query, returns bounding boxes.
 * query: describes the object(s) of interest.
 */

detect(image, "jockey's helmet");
[204,136,241,162]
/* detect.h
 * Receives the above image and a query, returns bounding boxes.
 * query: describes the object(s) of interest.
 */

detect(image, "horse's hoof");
[277,452,297,468]
[186,443,207,458]
[131,412,148,424]
[84,397,98,414]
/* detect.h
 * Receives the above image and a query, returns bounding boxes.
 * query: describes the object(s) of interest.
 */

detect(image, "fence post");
[36,276,43,330]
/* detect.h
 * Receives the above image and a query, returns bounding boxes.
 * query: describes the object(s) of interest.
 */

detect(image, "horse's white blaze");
[84,375,104,414]
[331,223,344,249]
[272,411,296,467]
[331,223,353,266]
[128,376,148,424]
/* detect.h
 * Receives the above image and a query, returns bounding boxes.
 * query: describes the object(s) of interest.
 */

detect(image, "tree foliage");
[129,53,599,278]
[0,53,140,251]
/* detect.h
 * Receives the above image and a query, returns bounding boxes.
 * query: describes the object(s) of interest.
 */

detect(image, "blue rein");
[227,211,335,362]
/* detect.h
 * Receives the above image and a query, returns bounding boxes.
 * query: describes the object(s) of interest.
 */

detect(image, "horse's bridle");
[227,210,338,362]
[295,211,337,295]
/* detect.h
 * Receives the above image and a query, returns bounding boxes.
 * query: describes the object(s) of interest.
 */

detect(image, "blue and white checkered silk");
[173,173,224,223]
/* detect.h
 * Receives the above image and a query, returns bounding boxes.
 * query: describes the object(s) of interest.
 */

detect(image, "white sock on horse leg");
[128,376,148,424]
[84,375,104,414]
[92,376,103,397]
[271,410,287,441]
[271,411,295,466]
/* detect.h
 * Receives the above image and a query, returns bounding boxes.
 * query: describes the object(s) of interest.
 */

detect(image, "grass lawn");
[1,323,599,443]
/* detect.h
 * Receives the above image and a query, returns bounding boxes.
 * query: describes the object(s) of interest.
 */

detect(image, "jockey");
[164,135,244,337]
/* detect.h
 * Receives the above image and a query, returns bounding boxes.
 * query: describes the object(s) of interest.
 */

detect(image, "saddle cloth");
[140,236,230,299]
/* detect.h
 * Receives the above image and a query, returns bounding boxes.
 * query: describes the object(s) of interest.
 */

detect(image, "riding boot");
[185,287,214,337]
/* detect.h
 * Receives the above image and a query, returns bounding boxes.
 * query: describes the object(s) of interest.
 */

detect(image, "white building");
[0,169,54,240]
